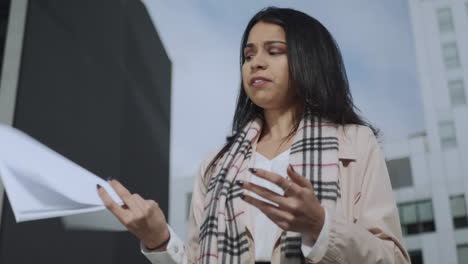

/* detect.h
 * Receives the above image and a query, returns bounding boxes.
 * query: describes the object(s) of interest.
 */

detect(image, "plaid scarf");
[198,112,340,264]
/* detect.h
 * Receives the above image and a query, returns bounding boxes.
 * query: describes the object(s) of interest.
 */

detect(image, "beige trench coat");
[184,125,411,264]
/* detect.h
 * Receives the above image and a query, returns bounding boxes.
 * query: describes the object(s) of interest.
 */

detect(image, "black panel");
[0,0,10,74]
[0,0,171,263]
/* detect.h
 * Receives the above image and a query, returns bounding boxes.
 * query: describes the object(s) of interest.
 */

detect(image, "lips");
[250,76,272,88]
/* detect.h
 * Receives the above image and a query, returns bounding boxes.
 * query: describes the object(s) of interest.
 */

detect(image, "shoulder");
[198,146,224,185]
[337,124,380,160]
[338,124,376,142]
[200,148,222,171]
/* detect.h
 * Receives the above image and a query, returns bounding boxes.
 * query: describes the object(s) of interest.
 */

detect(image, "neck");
[261,106,301,141]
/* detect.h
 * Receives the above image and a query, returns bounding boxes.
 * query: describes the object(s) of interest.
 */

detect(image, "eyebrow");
[244,40,287,49]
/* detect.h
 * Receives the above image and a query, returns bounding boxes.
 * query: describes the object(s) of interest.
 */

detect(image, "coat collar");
[337,125,357,161]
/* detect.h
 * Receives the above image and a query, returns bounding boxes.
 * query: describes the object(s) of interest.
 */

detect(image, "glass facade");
[436,7,454,33]
[442,42,461,69]
[186,192,193,220]
[466,2,468,19]
[448,79,466,106]
[450,195,468,229]
[457,244,468,264]
[409,250,424,264]
[387,157,413,189]
[438,120,457,150]
[398,200,436,235]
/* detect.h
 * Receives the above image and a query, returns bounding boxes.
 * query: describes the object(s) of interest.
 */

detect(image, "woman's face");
[242,22,296,111]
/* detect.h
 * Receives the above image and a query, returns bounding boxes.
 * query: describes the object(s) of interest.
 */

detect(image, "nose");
[250,53,267,71]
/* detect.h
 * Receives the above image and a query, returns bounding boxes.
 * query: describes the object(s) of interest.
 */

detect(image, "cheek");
[275,61,290,92]
[241,65,247,85]
[280,60,290,84]
[241,65,251,93]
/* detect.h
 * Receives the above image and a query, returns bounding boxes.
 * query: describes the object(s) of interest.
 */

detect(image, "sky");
[141,0,426,179]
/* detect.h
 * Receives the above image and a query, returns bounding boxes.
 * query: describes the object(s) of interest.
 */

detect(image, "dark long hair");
[205,6,378,176]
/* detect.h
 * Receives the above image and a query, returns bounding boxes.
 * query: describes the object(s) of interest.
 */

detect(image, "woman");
[98,7,410,264]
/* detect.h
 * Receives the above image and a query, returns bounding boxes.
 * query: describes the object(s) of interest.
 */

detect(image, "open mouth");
[250,77,272,88]
[252,80,269,88]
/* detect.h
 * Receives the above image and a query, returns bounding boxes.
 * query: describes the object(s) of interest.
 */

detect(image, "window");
[387,157,413,189]
[437,8,454,33]
[466,2,468,18]
[409,250,424,264]
[438,120,457,150]
[458,244,468,264]
[449,79,466,106]
[450,195,468,228]
[398,200,436,235]
[186,192,193,220]
[442,42,461,69]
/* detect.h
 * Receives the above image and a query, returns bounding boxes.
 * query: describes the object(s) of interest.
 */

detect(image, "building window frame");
[436,7,455,33]
[448,79,466,107]
[457,243,468,264]
[438,120,457,150]
[408,249,424,264]
[386,157,413,189]
[466,2,468,19]
[186,192,193,220]
[442,42,461,69]
[450,194,468,229]
[398,199,436,236]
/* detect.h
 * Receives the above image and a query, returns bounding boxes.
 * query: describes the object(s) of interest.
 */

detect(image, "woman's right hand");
[97,179,170,251]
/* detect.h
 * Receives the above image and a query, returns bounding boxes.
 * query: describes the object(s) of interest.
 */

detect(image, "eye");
[269,50,285,55]
[244,55,254,62]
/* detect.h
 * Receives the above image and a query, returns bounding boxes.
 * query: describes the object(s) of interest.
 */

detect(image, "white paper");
[61,209,126,231]
[0,124,124,223]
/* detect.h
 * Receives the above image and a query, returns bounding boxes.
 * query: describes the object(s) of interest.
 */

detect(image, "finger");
[287,165,312,188]
[108,180,143,214]
[249,168,300,195]
[108,179,132,198]
[237,180,294,210]
[241,193,293,229]
[132,193,146,204]
[97,185,130,221]
[129,194,145,214]
[132,194,158,213]
[131,193,149,212]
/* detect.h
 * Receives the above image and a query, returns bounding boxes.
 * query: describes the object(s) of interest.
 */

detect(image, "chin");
[253,98,297,113]
[251,99,275,110]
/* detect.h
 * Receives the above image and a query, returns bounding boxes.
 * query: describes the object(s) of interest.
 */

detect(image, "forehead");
[246,22,286,43]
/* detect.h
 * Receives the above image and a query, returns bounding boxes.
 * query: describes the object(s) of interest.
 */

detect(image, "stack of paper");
[0,124,124,224]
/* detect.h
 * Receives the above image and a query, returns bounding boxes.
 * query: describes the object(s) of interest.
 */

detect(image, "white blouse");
[141,150,330,263]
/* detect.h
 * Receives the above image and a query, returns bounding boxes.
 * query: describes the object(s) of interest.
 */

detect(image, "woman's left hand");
[237,165,325,242]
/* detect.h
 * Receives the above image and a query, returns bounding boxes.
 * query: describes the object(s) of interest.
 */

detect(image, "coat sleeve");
[315,128,411,264]
[185,150,218,263]
[140,151,217,264]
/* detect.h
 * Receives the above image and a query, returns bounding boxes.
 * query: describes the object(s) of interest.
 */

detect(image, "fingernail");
[235,180,244,186]
[97,184,102,190]
[248,168,257,174]
[240,193,245,200]
[289,164,296,172]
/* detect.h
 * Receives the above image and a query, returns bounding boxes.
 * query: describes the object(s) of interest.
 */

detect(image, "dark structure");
[0,0,171,263]
[0,0,9,71]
